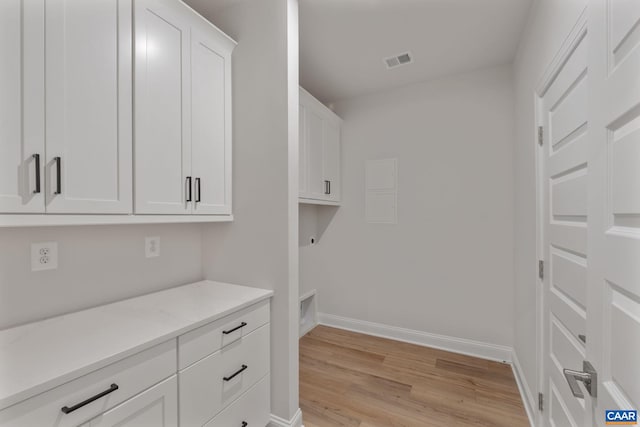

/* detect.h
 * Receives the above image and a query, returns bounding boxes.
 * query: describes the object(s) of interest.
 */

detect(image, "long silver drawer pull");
[223,322,247,335]
[223,364,248,382]
[61,383,119,414]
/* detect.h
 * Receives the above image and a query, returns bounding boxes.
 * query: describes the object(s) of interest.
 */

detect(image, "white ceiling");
[299,0,533,104]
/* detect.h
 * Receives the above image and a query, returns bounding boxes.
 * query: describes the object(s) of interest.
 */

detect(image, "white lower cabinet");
[204,375,270,427]
[0,289,271,427]
[0,340,176,427]
[89,376,178,427]
[179,324,271,427]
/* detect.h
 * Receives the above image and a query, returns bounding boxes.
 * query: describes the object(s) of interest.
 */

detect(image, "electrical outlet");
[145,236,160,258]
[31,242,58,271]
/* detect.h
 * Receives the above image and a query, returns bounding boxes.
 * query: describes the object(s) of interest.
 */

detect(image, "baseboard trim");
[318,313,513,363]
[511,350,537,427]
[269,408,303,427]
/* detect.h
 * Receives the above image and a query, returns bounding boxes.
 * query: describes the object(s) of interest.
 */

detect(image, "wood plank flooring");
[299,326,529,427]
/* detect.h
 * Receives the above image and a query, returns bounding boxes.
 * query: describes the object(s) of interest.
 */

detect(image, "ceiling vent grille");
[384,52,412,69]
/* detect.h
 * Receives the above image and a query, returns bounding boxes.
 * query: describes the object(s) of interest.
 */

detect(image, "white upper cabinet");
[134,0,191,215]
[190,26,233,215]
[135,0,234,215]
[0,0,45,213]
[45,0,133,214]
[299,87,342,204]
[0,0,131,215]
[322,119,341,202]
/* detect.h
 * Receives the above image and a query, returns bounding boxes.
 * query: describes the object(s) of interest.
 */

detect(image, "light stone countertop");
[0,280,273,410]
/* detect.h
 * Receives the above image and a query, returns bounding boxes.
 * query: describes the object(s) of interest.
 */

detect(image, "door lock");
[563,360,597,398]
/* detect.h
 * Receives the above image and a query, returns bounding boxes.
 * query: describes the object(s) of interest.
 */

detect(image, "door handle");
[324,180,330,195]
[54,157,62,195]
[186,176,192,202]
[32,154,41,194]
[563,360,597,399]
[195,178,201,203]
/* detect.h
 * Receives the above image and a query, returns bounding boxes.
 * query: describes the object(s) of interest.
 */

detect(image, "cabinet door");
[190,28,232,215]
[0,0,44,213]
[89,376,178,427]
[306,108,326,200]
[45,0,132,214]
[298,103,309,198]
[322,120,341,202]
[134,0,191,214]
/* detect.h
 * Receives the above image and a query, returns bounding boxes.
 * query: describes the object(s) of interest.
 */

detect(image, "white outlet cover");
[145,236,160,258]
[31,242,58,271]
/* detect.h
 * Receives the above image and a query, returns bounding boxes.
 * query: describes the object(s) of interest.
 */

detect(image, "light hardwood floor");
[300,326,529,427]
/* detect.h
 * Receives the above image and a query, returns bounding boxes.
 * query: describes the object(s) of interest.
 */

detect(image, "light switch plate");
[145,236,160,258]
[31,242,58,271]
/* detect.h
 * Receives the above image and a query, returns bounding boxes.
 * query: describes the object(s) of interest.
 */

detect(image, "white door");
[190,28,232,215]
[540,25,590,427]
[45,0,132,214]
[299,103,309,198]
[587,0,640,425]
[0,0,44,213]
[540,4,640,426]
[134,0,191,215]
[322,120,341,202]
[89,376,178,427]
[306,108,326,200]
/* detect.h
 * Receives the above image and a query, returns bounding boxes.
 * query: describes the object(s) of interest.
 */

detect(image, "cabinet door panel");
[191,29,231,215]
[134,0,191,214]
[89,376,178,427]
[323,120,341,202]
[0,0,44,213]
[307,109,326,200]
[45,0,132,213]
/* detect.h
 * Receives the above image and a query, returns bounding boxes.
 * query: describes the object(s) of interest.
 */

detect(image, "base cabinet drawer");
[179,324,270,427]
[88,375,177,427]
[0,340,176,427]
[204,375,270,427]
[179,300,270,370]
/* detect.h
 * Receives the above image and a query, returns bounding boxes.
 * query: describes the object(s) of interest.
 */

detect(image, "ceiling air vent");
[384,52,412,69]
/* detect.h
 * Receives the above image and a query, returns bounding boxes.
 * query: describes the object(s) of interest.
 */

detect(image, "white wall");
[512,0,588,413]
[188,0,300,422]
[0,224,203,329]
[301,66,515,348]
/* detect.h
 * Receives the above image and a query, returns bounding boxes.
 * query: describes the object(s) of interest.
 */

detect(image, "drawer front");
[204,375,270,427]
[179,300,269,370]
[0,340,176,427]
[89,375,178,427]
[179,324,270,427]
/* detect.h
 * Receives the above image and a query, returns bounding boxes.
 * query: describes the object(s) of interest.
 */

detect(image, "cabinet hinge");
[538,392,544,411]
[539,260,544,280]
[538,126,544,146]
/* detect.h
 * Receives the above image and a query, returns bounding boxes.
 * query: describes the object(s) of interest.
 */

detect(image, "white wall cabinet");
[299,87,342,204]
[0,0,234,225]
[0,0,131,215]
[135,0,234,215]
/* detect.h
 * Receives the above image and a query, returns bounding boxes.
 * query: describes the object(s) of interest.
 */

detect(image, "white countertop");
[0,280,273,410]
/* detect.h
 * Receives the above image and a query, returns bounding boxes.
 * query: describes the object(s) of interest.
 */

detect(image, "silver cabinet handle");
[563,360,597,399]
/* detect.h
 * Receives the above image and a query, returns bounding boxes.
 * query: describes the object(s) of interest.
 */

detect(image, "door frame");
[534,8,588,427]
